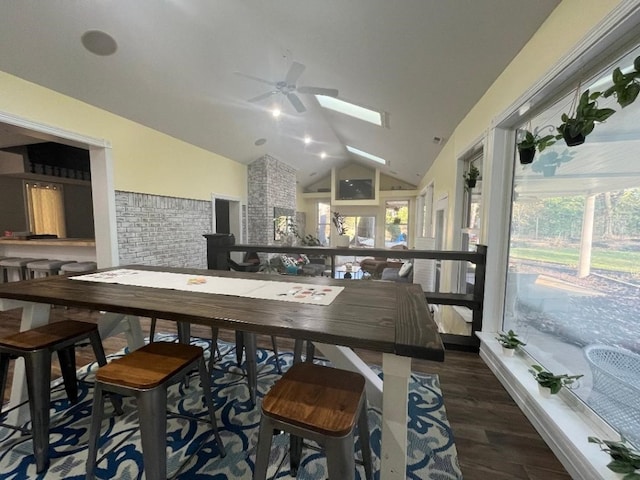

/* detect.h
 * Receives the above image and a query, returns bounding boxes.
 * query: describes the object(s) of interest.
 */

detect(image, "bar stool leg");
[293,339,304,364]
[253,415,276,480]
[137,387,168,480]
[88,330,123,415]
[290,433,303,475]
[57,346,79,403]
[235,330,244,365]
[209,327,221,372]
[270,336,282,374]
[24,350,52,473]
[325,434,356,479]
[86,382,106,480]
[198,357,226,456]
[244,332,258,406]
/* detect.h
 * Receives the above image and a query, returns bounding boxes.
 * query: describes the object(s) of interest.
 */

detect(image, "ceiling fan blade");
[234,72,277,87]
[287,93,306,113]
[285,61,306,85]
[297,86,339,97]
[247,90,277,103]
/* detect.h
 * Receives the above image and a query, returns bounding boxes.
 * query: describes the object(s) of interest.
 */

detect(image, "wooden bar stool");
[27,259,77,278]
[253,363,373,480]
[0,320,119,473]
[86,341,226,480]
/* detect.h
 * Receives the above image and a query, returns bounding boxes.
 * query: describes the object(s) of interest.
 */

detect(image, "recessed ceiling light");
[271,108,281,118]
[81,30,118,56]
[254,138,267,146]
[304,135,312,145]
[346,145,386,165]
[320,152,327,159]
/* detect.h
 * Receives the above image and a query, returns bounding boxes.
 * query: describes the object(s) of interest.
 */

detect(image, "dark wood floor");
[0,307,571,480]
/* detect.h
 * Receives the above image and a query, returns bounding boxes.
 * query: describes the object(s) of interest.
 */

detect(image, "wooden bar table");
[0,265,444,479]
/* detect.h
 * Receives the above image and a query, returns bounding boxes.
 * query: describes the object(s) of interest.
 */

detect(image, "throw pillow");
[398,261,413,278]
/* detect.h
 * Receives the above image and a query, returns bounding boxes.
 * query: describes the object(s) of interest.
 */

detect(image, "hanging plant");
[557,88,616,146]
[516,127,557,164]
[602,55,640,108]
[463,164,480,189]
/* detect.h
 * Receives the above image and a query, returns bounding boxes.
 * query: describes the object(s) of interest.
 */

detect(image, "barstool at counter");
[0,258,47,282]
[26,259,77,278]
[59,261,97,274]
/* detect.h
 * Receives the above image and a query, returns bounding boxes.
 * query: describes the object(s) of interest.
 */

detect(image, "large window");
[384,200,408,247]
[504,45,640,447]
[317,202,331,246]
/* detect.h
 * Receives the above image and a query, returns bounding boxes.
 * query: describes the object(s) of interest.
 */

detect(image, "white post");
[578,194,596,278]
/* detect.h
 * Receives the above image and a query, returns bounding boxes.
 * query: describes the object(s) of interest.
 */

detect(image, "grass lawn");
[510,247,640,275]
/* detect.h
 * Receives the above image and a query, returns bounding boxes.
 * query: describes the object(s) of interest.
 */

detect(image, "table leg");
[97,313,145,351]
[380,353,411,480]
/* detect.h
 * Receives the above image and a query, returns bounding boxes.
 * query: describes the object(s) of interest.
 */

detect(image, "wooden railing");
[204,241,487,351]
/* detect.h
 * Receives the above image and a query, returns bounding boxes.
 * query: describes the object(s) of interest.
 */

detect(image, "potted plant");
[516,128,557,165]
[588,436,640,479]
[602,55,640,109]
[529,364,583,397]
[557,88,616,146]
[332,211,350,247]
[496,329,526,356]
[463,164,480,189]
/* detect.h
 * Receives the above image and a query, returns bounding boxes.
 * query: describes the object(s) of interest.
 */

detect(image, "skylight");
[346,145,386,165]
[315,95,387,127]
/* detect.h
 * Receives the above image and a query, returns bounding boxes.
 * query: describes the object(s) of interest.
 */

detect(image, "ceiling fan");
[236,61,338,113]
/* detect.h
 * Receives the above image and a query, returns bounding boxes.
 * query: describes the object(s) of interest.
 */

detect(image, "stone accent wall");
[247,155,296,245]
[116,191,211,268]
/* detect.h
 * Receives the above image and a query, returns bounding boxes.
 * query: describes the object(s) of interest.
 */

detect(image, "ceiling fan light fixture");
[346,145,386,165]
[320,151,327,159]
[304,135,312,145]
[271,107,282,118]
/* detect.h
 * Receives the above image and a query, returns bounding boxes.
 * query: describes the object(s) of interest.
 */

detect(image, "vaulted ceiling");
[0,0,560,187]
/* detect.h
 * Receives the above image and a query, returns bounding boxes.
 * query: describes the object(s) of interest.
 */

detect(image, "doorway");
[212,194,243,262]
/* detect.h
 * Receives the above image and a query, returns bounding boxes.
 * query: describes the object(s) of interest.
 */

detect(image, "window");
[504,44,640,447]
[317,201,331,246]
[385,200,408,248]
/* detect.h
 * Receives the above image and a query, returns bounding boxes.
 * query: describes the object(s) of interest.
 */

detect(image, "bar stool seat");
[27,259,77,278]
[86,341,226,480]
[0,257,47,282]
[253,362,373,480]
[0,320,119,473]
[59,261,97,274]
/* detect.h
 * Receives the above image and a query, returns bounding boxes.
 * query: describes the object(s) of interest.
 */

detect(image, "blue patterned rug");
[0,335,462,479]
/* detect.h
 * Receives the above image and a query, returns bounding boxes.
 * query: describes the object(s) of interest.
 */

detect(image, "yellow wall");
[419,0,622,248]
[0,71,246,201]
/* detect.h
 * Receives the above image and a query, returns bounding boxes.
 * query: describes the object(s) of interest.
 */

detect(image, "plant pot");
[542,165,557,177]
[335,235,350,248]
[502,346,515,357]
[562,130,586,147]
[466,179,477,189]
[518,146,536,165]
[538,385,552,398]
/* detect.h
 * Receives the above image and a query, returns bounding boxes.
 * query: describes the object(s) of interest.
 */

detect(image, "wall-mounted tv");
[338,179,374,200]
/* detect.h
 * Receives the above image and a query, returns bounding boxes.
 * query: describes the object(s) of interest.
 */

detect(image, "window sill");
[477,332,620,479]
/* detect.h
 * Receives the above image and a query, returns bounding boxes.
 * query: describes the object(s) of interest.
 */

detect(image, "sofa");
[380,261,413,283]
[360,245,407,279]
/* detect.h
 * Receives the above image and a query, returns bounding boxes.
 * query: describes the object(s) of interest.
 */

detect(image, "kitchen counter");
[0,238,95,247]
[0,238,96,262]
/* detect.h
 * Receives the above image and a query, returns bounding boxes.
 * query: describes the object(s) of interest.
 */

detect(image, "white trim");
[478,333,620,480]
[0,111,110,148]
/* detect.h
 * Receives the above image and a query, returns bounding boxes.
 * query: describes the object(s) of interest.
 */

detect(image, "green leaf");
[634,55,640,72]
[613,67,625,84]
[608,459,638,474]
[595,108,616,122]
[620,83,640,108]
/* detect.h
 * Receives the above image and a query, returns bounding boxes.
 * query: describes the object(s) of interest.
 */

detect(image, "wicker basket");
[584,345,640,445]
